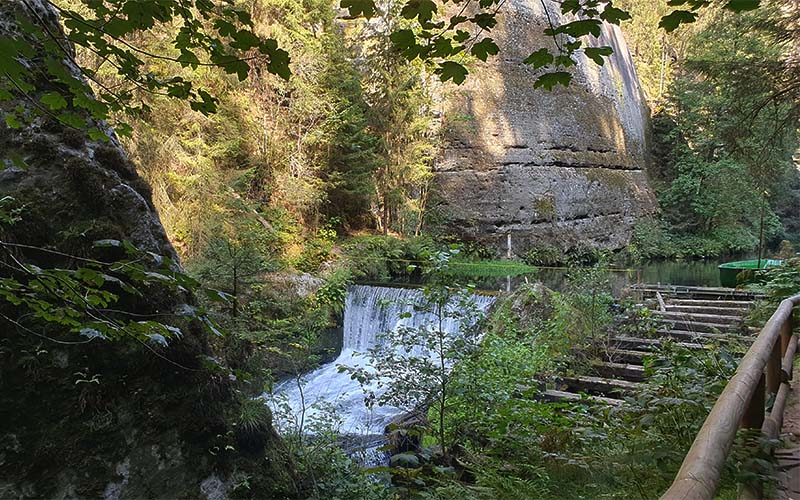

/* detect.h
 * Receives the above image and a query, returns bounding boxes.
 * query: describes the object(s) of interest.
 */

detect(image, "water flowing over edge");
[267,284,495,437]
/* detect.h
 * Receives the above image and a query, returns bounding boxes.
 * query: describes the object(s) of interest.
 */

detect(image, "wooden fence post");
[741,373,765,430]
[739,373,766,500]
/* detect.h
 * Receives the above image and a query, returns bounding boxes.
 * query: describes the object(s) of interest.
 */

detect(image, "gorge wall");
[434,0,656,256]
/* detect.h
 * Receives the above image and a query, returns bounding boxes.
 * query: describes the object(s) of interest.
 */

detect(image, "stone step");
[591,361,646,382]
[558,375,643,396]
[541,389,623,407]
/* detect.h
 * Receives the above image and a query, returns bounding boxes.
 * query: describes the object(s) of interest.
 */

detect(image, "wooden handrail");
[661,294,800,500]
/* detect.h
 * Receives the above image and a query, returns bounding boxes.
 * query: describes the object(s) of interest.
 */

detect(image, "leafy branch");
[0,0,292,138]
[343,0,762,90]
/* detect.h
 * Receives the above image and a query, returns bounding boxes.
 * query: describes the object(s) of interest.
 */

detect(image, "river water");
[479,258,739,296]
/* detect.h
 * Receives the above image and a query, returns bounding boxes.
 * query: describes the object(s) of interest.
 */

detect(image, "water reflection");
[481,259,734,296]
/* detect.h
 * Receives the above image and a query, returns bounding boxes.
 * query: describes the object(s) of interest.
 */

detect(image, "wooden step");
[653,329,734,342]
[558,375,643,396]
[654,318,740,333]
[653,330,754,346]
[541,389,623,406]
[632,285,761,300]
[665,305,750,316]
[608,337,703,351]
[653,311,744,325]
[602,349,647,365]
[591,361,646,382]
[669,299,755,307]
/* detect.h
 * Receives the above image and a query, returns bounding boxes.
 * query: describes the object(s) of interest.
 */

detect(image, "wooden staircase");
[541,285,762,406]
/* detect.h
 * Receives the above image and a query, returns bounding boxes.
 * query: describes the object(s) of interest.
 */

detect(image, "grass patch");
[444,259,538,278]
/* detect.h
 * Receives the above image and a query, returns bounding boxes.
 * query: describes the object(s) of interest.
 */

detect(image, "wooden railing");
[661,294,800,500]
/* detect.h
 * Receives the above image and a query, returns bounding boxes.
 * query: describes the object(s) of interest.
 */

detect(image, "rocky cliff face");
[434,0,656,256]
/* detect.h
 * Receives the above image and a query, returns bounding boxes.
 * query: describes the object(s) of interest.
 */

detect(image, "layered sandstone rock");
[434,0,656,255]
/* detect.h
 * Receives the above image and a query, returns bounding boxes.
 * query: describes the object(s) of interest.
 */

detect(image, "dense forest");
[1,0,799,498]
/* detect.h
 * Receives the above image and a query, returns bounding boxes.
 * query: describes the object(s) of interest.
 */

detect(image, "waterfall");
[271,285,495,436]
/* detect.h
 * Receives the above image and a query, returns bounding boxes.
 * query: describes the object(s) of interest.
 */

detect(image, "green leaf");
[659,10,697,32]
[256,38,291,79]
[560,0,581,14]
[724,0,759,12]
[523,48,554,69]
[401,0,437,23]
[114,123,133,138]
[266,47,291,80]
[534,71,573,90]
[4,112,22,129]
[104,17,131,37]
[449,15,467,28]
[200,315,224,337]
[57,112,85,129]
[230,29,260,51]
[234,10,253,27]
[214,19,237,37]
[430,37,457,58]
[390,29,416,49]
[554,54,577,68]
[547,19,603,38]
[88,127,109,142]
[40,92,68,110]
[75,268,104,287]
[584,46,613,66]
[600,6,632,24]
[453,29,470,43]
[340,0,376,18]
[177,48,201,68]
[436,61,468,85]
[390,453,420,467]
[470,38,499,62]
[0,89,12,101]
[6,151,28,171]
[72,93,109,119]
[471,13,497,30]
[205,288,233,304]
[212,55,250,81]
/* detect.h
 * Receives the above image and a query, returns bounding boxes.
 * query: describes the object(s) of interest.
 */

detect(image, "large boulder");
[0,2,294,497]
[434,0,656,256]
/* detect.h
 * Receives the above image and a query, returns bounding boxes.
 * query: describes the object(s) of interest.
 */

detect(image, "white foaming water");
[271,285,494,436]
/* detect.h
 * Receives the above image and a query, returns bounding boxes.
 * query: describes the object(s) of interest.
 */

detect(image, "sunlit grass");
[444,259,538,278]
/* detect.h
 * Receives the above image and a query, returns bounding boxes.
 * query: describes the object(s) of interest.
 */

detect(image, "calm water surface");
[482,258,750,296]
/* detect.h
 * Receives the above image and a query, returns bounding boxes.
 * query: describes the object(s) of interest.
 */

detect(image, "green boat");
[718,259,782,287]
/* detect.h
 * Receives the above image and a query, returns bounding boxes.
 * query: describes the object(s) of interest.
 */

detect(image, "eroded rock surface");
[0,2,294,498]
[435,0,656,255]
